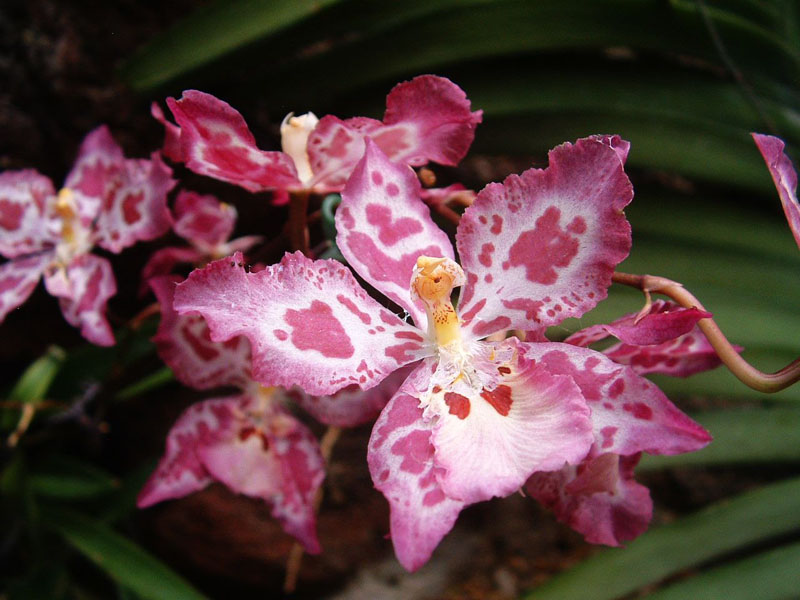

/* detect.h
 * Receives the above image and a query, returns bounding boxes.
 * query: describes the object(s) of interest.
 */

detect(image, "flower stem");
[288,190,311,257]
[612,271,800,393]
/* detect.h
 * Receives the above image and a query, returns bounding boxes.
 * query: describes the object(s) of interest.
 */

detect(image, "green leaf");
[7,345,66,404]
[640,407,800,469]
[121,0,343,91]
[114,367,175,401]
[44,508,207,600]
[29,456,119,500]
[642,540,800,600]
[523,476,800,600]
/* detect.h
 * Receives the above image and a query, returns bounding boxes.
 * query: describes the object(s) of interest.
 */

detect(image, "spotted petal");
[604,330,730,378]
[529,343,711,456]
[150,276,252,390]
[172,190,236,249]
[565,300,711,347]
[456,136,633,340]
[426,338,592,504]
[44,253,117,346]
[198,400,325,553]
[93,153,175,253]
[151,102,183,162]
[526,451,651,546]
[0,170,58,258]
[0,252,53,322]
[64,125,125,195]
[368,363,465,572]
[752,133,800,250]
[308,75,482,190]
[137,395,229,508]
[167,90,301,192]
[174,251,433,395]
[336,141,455,328]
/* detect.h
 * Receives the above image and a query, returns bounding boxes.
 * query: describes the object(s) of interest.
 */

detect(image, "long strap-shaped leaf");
[523,476,800,600]
[44,508,208,600]
[642,540,800,600]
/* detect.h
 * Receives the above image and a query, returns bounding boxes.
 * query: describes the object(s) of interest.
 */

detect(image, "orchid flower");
[0,126,174,345]
[154,75,482,196]
[525,299,718,546]
[140,190,262,293]
[172,136,710,570]
[566,299,729,377]
[139,277,401,552]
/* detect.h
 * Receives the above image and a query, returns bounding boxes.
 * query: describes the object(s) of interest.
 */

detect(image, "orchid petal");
[63,125,124,195]
[172,190,236,248]
[604,330,731,378]
[752,133,800,250]
[167,90,301,192]
[151,102,183,162]
[308,75,481,190]
[150,276,252,390]
[93,153,175,253]
[528,343,711,456]
[588,134,631,165]
[199,401,324,553]
[336,141,455,328]
[565,300,711,347]
[368,363,465,572]
[44,253,116,346]
[526,451,651,546]
[456,136,633,340]
[140,246,204,296]
[174,251,433,395]
[136,395,235,508]
[0,170,58,258]
[0,252,52,322]
[290,365,411,427]
[427,338,592,504]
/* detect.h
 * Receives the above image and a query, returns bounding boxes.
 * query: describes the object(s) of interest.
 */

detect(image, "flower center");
[411,256,466,347]
[53,188,93,266]
[280,112,319,185]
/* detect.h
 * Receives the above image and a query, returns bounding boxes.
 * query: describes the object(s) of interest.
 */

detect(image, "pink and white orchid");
[752,133,800,250]
[155,75,482,196]
[172,136,710,570]
[140,276,400,552]
[0,126,174,345]
[140,190,262,293]
[566,299,727,378]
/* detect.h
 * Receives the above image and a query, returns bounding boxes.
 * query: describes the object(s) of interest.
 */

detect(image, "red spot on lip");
[478,242,495,267]
[472,316,511,337]
[608,378,625,398]
[284,300,354,359]
[600,426,618,449]
[508,206,581,284]
[371,171,383,185]
[480,385,512,416]
[273,329,288,341]
[444,392,470,419]
[490,214,503,235]
[567,216,587,234]
[497,366,511,375]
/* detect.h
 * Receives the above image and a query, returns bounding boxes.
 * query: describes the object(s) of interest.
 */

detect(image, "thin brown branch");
[612,271,800,393]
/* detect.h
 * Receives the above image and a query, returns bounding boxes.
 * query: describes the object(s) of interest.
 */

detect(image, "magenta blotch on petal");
[174,251,433,395]
[173,190,237,249]
[456,136,633,340]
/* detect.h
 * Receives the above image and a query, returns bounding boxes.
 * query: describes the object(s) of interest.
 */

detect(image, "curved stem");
[612,271,800,393]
